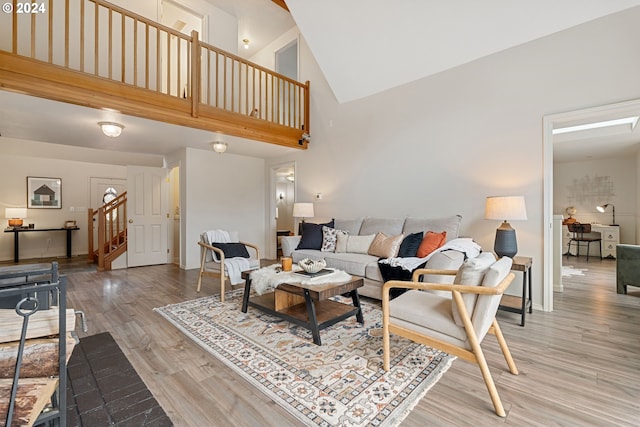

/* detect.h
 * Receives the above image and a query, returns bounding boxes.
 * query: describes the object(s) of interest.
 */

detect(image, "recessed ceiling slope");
[286,0,640,103]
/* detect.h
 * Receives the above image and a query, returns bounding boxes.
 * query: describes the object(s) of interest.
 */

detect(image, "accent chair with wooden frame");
[382,254,518,417]
[197,231,260,303]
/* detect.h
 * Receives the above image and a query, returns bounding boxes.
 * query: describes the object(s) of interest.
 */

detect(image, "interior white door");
[127,166,169,267]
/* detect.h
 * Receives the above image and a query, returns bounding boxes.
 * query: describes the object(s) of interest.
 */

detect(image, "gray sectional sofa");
[280,216,468,300]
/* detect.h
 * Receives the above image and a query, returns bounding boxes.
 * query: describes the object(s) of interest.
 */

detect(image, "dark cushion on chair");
[211,242,250,259]
[296,220,335,250]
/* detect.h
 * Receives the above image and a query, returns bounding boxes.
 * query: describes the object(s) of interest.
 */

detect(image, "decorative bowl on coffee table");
[298,258,326,274]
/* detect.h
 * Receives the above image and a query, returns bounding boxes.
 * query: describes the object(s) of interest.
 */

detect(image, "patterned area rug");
[155,290,454,426]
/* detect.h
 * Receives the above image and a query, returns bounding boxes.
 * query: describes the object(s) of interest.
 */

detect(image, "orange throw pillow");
[417,231,447,258]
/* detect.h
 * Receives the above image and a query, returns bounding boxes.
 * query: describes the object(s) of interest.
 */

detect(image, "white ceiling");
[2,0,640,162]
[286,0,640,104]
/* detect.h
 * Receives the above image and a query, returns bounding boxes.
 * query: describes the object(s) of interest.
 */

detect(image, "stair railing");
[88,191,127,270]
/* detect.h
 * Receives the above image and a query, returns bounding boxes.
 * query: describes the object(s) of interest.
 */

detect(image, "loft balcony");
[0,0,310,150]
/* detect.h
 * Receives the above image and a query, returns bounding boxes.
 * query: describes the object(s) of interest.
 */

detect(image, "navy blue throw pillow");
[398,232,424,257]
[296,220,335,250]
[212,242,250,259]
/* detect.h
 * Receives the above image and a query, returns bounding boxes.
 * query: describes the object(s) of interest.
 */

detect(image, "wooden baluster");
[120,13,124,82]
[48,0,53,63]
[80,0,84,70]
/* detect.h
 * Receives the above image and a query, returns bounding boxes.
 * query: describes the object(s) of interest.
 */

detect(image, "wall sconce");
[211,141,228,154]
[278,192,284,200]
[286,174,294,182]
[98,122,124,138]
[596,204,617,225]
[243,38,250,49]
[5,207,27,227]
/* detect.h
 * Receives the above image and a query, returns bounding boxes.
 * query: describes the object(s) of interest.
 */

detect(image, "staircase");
[88,192,127,271]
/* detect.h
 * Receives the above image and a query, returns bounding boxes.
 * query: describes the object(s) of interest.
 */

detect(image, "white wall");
[182,147,266,269]
[265,8,640,310]
[0,151,126,261]
[554,156,636,244]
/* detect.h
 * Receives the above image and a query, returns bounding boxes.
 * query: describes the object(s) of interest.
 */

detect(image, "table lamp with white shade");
[293,202,314,235]
[5,208,27,228]
[485,196,527,258]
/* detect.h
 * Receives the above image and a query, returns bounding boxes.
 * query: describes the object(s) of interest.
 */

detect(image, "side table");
[498,256,532,326]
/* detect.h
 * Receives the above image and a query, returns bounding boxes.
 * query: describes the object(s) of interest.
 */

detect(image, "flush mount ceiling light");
[552,116,639,135]
[98,122,124,137]
[212,141,228,153]
[243,38,250,49]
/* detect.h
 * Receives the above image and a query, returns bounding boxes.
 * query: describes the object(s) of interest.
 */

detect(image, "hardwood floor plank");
[23,255,633,425]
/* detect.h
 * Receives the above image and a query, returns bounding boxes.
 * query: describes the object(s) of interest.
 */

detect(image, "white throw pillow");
[346,234,376,254]
[335,231,350,253]
[452,252,496,326]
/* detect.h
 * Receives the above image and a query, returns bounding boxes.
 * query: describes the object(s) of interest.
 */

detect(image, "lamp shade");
[485,196,527,221]
[293,203,314,218]
[5,208,27,219]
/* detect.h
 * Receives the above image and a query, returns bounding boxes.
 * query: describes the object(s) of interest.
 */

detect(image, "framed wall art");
[27,176,62,209]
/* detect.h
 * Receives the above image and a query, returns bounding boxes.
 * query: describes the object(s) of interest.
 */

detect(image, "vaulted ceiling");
[286,0,640,103]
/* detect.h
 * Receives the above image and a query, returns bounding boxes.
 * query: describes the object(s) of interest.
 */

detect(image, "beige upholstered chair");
[382,253,518,417]
[197,231,260,302]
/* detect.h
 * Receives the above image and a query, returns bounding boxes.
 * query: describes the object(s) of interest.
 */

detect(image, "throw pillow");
[452,252,496,326]
[321,226,341,252]
[296,220,335,250]
[416,231,447,258]
[346,234,376,254]
[335,230,350,253]
[211,242,250,260]
[368,232,405,258]
[398,232,423,257]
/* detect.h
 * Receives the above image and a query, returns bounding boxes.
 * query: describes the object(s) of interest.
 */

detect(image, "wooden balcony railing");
[0,0,309,149]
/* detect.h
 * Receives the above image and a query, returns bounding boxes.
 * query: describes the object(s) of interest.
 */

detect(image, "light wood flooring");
[48,256,640,425]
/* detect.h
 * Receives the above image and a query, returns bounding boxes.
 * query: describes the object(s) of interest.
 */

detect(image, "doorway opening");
[543,98,640,312]
[271,162,296,259]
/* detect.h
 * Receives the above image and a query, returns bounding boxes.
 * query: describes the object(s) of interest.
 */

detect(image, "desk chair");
[566,223,602,262]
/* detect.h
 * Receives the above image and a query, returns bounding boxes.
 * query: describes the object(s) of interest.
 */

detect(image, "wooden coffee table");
[241,270,364,345]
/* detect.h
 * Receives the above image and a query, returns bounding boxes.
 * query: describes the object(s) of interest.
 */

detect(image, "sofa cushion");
[402,215,462,241]
[452,252,496,326]
[359,217,405,236]
[398,232,423,257]
[368,232,404,258]
[346,234,376,254]
[296,220,334,250]
[334,218,364,236]
[291,249,377,277]
[417,231,447,258]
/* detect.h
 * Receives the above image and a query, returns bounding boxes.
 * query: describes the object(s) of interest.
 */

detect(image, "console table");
[4,227,80,263]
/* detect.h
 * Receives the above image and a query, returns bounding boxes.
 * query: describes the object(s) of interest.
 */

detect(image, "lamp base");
[494,226,518,258]
[8,219,23,227]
